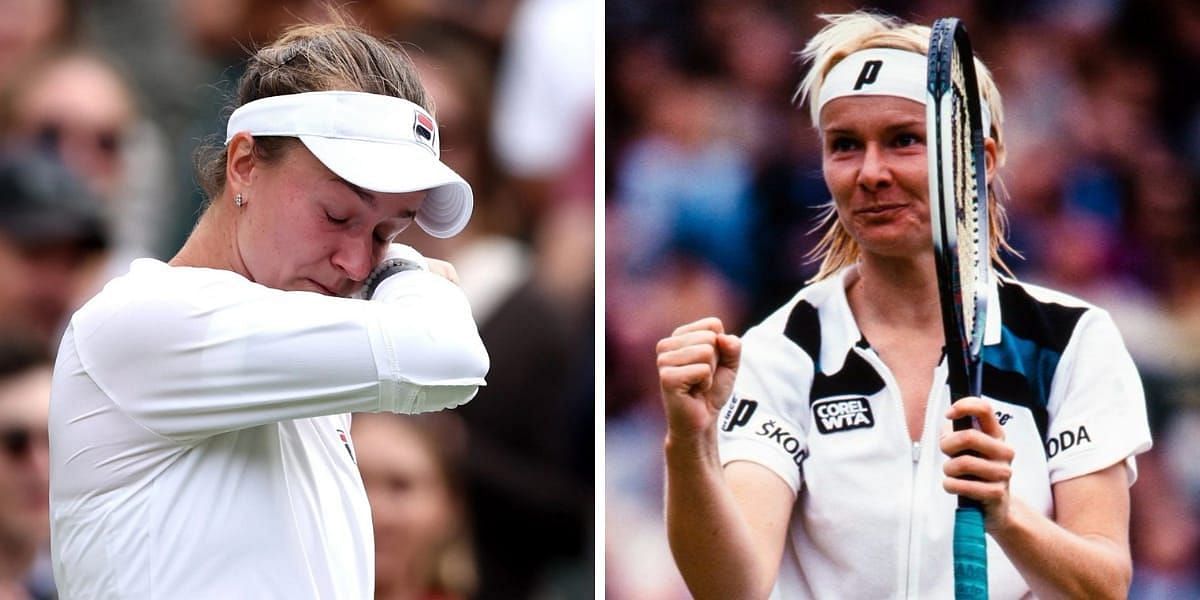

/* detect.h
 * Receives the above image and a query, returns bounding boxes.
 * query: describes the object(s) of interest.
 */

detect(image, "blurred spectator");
[0,152,108,351]
[614,74,757,287]
[395,24,593,599]
[491,0,594,228]
[500,0,597,434]
[0,339,54,599]
[605,253,745,599]
[0,0,78,91]
[354,413,476,600]
[1,48,174,275]
[3,51,133,199]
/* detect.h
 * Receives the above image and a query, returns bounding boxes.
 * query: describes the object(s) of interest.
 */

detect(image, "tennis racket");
[927,16,990,600]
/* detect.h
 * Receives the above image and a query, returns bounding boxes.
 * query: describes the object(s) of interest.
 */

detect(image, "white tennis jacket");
[49,257,488,599]
[718,266,1151,599]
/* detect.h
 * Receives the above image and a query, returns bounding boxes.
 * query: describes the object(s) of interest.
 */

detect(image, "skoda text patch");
[756,420,808,468]
[813,397,875,434]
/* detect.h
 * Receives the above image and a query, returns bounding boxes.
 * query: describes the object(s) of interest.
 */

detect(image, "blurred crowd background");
[606,0,1200,598]
[0,0,594,598]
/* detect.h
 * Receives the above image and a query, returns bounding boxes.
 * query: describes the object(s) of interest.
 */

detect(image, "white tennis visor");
[225,91,473,238]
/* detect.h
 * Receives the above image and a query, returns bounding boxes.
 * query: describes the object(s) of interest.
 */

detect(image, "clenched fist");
[657,317,742,439]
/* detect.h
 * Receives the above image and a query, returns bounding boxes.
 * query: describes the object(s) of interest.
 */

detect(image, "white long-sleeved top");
[49,257,488,599]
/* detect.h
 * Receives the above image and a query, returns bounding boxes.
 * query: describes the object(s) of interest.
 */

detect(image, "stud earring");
[234,193,244,207]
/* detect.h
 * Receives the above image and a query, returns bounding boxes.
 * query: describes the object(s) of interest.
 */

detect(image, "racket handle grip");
[953,506,989,600]
[952,415,975,432]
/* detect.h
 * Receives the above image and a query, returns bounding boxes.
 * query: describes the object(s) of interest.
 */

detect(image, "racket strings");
[950,50,981,338]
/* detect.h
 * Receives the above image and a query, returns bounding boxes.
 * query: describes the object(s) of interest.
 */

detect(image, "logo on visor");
[413,111,436,149]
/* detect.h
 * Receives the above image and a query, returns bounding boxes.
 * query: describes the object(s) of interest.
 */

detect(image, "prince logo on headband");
[814,48,992,136]
[854,60,883,90]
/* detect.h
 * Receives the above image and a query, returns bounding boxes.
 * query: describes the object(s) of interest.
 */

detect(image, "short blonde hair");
[795,12,1015,281]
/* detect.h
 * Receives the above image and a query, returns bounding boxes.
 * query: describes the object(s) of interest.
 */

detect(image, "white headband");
[816,48,991,134]
[225,91,473,238]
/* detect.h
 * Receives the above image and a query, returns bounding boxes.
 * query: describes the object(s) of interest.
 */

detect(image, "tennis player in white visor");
[48,22,488,599]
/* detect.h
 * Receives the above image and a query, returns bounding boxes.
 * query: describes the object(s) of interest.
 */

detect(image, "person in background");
[0,339,55,600]
[355,412,475,600]
[2,48,174,270]
[0,152,108,351]
[0,0,76,91]
[490,0,593,227]
[4,51,134,200]
[396,27,590,599]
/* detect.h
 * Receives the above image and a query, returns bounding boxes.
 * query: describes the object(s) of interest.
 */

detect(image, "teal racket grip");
[954,506,988,600]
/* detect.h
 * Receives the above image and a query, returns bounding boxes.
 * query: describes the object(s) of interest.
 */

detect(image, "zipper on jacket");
[855,345,946,599]
[905,441,921,599]
[854,346,920,599]
[907,364,949,599]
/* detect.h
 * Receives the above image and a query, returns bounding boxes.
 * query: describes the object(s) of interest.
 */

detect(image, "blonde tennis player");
[48,22,488,599]
[658,12,1151,599]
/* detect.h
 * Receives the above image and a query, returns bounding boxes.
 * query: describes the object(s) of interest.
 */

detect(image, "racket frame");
[928,18,989,406]
[927,17,992,600]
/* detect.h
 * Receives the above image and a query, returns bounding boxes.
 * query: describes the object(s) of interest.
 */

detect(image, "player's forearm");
[372,272,489,383]
[664,430,774,600]
[991,499,1131,600]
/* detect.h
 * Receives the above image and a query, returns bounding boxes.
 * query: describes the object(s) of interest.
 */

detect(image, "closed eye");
[326,212,349,225]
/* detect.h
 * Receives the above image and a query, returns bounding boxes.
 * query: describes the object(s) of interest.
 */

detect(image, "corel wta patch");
[812,396,875,434]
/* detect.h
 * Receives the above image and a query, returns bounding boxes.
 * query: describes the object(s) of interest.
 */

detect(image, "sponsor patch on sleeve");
[721,396,758,432]
[1046,424,1093,458]
[756,418,809,467]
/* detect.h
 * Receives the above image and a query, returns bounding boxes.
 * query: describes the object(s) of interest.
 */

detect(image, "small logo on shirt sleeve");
[812,397,875,434]
[721,397,758,432]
